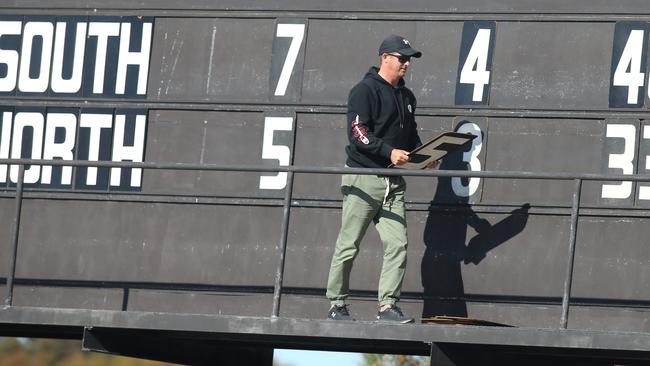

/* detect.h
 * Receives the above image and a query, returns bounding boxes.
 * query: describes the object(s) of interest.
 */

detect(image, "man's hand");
[390,149,410,166]
[425,159,441,169]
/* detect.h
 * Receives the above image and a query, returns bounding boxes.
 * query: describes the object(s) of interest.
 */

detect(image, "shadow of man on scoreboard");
[420,153,531,318]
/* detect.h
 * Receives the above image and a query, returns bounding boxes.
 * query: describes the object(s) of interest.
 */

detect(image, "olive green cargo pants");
[326,174,408,306]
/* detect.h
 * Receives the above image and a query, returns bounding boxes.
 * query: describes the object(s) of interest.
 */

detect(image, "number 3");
[452,122,483,197]
[601,124,635,199]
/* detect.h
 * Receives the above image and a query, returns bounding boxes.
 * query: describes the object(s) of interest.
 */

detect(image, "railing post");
[560,178,582,329]
[272,171,295,317]
[4,164,25,307]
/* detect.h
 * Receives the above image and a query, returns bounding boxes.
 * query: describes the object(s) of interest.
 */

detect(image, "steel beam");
[3,306,650,358]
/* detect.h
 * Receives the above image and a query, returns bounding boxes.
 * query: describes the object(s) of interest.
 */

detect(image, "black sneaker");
[327,304,355,321]
[376,305,414,323]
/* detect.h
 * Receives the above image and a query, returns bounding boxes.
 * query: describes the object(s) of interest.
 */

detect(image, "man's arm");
[347,83,394,159]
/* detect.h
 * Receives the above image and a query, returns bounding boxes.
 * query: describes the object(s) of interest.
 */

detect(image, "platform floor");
[2,306,650,365]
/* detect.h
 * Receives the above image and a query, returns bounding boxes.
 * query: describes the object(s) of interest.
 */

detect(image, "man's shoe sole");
[376,318,415,324]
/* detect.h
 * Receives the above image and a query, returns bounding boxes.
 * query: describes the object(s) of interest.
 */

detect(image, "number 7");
[274,24,305,97]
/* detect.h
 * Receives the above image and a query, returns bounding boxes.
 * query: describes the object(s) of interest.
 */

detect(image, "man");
[326,35,433,323]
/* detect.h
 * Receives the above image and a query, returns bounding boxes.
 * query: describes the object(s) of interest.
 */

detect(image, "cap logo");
[403,39,410,45]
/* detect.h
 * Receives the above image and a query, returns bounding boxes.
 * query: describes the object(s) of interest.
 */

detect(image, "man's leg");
[374,176,408,307]
[326,174,382,305]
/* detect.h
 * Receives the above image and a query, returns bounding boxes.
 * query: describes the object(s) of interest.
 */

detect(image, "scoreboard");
[1,1,650,331]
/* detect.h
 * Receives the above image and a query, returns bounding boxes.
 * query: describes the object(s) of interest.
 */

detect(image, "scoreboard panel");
[1,3,650,329]
[149,18,274,102]
[573,216,650,302]
[143,110,281,197]
[14,199,280,285]
[490,22,612,110]
[482,117,609,206]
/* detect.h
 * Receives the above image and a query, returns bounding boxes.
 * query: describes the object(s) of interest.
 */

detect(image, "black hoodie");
[345,66,422,168]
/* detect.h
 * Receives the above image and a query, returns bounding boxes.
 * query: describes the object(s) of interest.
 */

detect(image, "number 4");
[456,21,495,105]
[609,22,649,108]
[460,28,492,102]
[613,30,645,105]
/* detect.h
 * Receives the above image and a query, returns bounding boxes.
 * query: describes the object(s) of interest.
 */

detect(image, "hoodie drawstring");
[383,177,391,205]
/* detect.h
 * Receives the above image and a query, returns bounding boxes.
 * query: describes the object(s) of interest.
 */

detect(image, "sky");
[273,349,361,366]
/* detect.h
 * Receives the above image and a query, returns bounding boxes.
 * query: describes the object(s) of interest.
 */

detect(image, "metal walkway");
[2,306,650,365]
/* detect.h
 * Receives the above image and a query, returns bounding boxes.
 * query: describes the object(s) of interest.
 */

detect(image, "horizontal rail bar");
[4,98,650,120]
[1,6,650,22]
[8,276,650,310]
[3,158,650,181]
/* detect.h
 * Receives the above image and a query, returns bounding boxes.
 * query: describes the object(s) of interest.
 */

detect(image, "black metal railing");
[2,158,650,330]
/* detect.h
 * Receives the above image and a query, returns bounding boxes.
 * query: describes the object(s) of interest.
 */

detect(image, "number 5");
[259,116,293,190]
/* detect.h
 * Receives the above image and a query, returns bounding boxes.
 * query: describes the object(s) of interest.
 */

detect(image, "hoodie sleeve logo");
[351,115,370,145]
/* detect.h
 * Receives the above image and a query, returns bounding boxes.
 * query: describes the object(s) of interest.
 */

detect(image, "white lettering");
[613,29,645,105]
[0,110,147,188]
[115,22,152,95]
[452,123,483,197]
[459,28,492,102]
[79,113,113,185]
[88,22,120,94]
[0,21,22,92]
[601,124,636,199]
[0,19,153,96]
[51,22,87,94]
[259,116,293,190]
[41,112,77,184]
[639,126,650,200]
[10,112,44,184]
[273,23,305,97]
[0,111,13,183]
[110,114,146,186]
[18,22,54,93]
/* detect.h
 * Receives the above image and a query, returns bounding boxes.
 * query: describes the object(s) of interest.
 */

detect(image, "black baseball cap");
[378,35,422,58]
